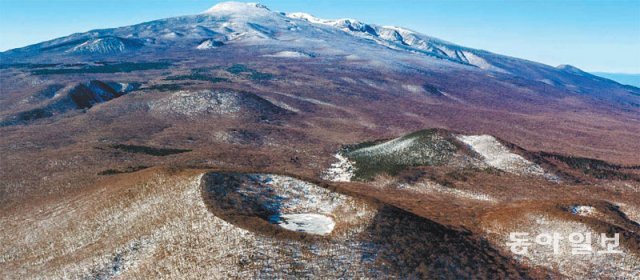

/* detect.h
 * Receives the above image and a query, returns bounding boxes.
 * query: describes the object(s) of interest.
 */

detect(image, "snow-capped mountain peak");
[286,12,327,24]
[286,12,370,33]
[203,2,270,14]
[3,1,506,72]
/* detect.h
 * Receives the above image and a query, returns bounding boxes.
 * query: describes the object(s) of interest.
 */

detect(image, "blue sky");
[1,0,638,73]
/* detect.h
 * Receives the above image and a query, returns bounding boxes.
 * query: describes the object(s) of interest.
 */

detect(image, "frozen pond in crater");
[202,172,368,236]
[270,213,336,235]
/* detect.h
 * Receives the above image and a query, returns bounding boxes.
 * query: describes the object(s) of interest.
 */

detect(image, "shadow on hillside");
[360,206,554,279]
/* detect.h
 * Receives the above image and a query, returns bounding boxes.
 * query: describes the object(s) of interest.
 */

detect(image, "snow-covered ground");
[68,37,140,54]
[406,181,495,202]
[459,50,507,73]
[254,174,347,215]
[457,135,545,176]
[322,153,355,182]
[196,39,223,50]
[570,205,597,217]
[0,172,381,278]
[403,84,424,94]
[351,137,417,157]
[147,88,292,121]
[149,90,252,118]
[270,213,336,235]
[263,51,311,58]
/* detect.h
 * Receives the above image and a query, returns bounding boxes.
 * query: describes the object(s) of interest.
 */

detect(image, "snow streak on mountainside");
[68,36,144,54]
[285,12,505,72]
[456,135,545,175]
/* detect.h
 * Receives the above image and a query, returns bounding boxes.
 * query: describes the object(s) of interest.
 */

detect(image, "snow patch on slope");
[460,51,505,72]
[570,205,597,217]
[259,174,346,214]
[404,181,495,202]
[263,51,312,58]
[403,84,424,94]
[68,37,141,54]
[353,137,417,157]
[322,153,355,182]
[196,39,224,50]
[150,90,241,117]
[457,135,545,176]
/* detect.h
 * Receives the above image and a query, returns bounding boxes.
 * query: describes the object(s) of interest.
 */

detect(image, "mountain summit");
[203,2,270,14]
